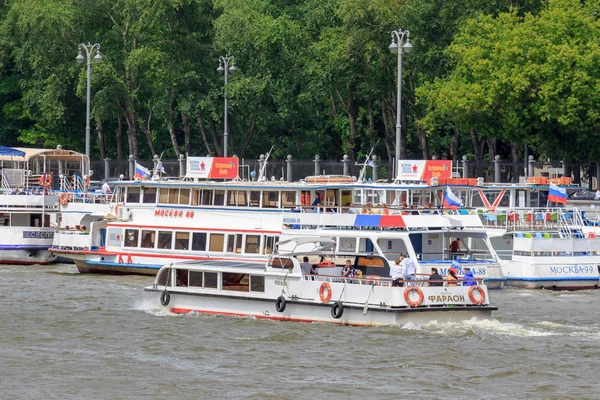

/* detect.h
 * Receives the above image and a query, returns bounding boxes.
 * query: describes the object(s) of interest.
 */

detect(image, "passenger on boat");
[176,270,188,286]
[595,189,600,200]
[102,180,111,194]
[449,238,461,255]
[446,267,458,286]
[462,267,476,286]
[341,260,356,278]
[401,253,417,282]
[390,257,404,287]
[428,268,443,287]
[300,256,315,275]
[311,193,321,209]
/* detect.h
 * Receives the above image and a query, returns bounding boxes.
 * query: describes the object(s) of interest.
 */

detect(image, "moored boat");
[145,239,497,326]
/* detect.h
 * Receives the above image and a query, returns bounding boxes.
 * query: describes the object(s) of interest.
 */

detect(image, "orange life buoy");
[114,202,124,216]
[59,193,69,205]
[468,286,486,305]
[84,175,90,187]
[39,175,45,186]
[40,174,52,187]
[404,287,424,307]
[317,261,335,268]
[319,282,332,303]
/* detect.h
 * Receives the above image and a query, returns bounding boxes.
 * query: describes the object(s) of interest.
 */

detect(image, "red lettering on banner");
[190,211,195,218]
[154,209,160,216]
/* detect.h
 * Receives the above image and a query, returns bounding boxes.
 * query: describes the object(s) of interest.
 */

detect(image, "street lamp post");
[217,55,237,157]
[76,43,103,159]
[389,29,412,176]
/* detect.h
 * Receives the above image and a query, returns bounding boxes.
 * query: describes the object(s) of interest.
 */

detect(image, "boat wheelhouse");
[144,238,497,326]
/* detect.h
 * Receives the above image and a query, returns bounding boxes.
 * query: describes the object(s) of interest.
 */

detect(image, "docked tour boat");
[145,238,497,326]
[1,146,111,264]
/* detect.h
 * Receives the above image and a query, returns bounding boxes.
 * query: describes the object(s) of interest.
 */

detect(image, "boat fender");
[404,287,424,307]
[160,290,170,306]
[468,286,486,305]
[331,301,344,319]
[319,282,332,303]
[275,296,287,313]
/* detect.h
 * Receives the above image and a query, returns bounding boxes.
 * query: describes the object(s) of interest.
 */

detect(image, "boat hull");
[147,289,496,326]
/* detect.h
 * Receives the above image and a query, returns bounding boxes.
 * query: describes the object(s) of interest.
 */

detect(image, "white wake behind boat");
[145,239,497,326]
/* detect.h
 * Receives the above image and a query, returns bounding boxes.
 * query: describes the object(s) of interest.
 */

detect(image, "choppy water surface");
[1,263,599,399]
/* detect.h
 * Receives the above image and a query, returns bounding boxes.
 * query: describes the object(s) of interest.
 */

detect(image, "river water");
[1,263,599,399]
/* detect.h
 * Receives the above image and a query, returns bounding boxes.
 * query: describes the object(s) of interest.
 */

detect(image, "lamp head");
[217,63,224,74]
[228,64,237,74]
[403,39,413,54]
[388,39,398,54]
[93,52,103,63]
[76,52,84,64]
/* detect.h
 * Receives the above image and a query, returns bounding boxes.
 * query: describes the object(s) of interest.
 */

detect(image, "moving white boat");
[145,238,497,326]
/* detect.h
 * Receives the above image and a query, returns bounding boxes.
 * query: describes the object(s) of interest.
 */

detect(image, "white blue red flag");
[548,183,567,204]
[135,162,151,180]
[443,186,463,210]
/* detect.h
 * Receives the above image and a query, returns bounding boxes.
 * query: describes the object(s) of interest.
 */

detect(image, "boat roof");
[0,147,88,162]
[0,146,26,157]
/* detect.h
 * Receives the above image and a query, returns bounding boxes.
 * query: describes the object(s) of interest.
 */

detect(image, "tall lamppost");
[76,43,103,159]
[217,55,237,157]
[389,29,412,175]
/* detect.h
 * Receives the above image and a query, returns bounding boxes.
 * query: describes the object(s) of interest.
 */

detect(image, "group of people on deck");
[390,252,476,287]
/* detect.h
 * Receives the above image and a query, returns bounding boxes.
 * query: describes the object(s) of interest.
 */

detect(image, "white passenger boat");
[0,193,58,264]
[1,146,111,264]
[50,171,504,289]
[144,239,497,326]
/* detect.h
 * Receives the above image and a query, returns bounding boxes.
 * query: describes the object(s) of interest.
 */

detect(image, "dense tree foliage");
[0,0,597,166]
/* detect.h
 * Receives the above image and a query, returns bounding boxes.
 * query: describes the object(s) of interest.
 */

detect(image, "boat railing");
[479,207,584,232]
[302,274,486,288]
[512,235,600,255]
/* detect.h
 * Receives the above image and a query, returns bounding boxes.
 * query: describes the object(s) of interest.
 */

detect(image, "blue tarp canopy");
[0,146,26,157]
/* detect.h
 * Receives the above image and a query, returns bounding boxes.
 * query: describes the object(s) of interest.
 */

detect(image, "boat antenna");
[357,147,374,183]
[257,145,274,182]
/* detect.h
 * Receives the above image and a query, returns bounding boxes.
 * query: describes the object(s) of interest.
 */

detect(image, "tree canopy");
[1,0,598,166]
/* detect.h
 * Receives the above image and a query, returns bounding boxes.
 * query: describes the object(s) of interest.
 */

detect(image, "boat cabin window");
[386,190,406,207]
[176,269,188,286]
[209,233,225,252]
[354,256,390,278]
[127,187,141,203]
[227,234,243,253]
[191,232,207,251]
[324,189,337,207]
[200,190,213,206]
[377,238,408,259]
[141,230,155,248]
[264,236,278,254]
[158,231,173,249]
[204,272,218,288]
[191,189,200,206]
[222,273,249,292]
[143,188,157,204]
[189,271,203,287]
[124,229,139,247]
[168,189,179,204]
[227,190,248,206]
[158,188,169,203]
[281,191,296,208]
[180,189,190,205]
[250,275,265,292]
[214,190,225,206]
[245,235,260,254]
[157,269,169,286]
[269,257,293,269]
[249,191,260,207]
[175,232,190,250]
[262,191,278,208]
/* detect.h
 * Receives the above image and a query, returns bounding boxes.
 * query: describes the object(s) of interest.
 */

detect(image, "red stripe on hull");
[169,308,367,326]
[0,260,49,265]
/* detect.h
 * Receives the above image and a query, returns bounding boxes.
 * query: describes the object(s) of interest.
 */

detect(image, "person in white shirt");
[102,181,111,194]
[595,189,600,201]
[401,253,417,283]
[390,257,404,287]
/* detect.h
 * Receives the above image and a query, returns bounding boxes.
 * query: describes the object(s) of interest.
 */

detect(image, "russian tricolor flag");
[548,182,567,204]
[443,187,463,210]
[135,162,151,180]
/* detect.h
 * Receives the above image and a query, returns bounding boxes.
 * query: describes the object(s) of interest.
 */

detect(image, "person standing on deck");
[311,193,321,211]
[390,257,404,287]
[401,253,417,283]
